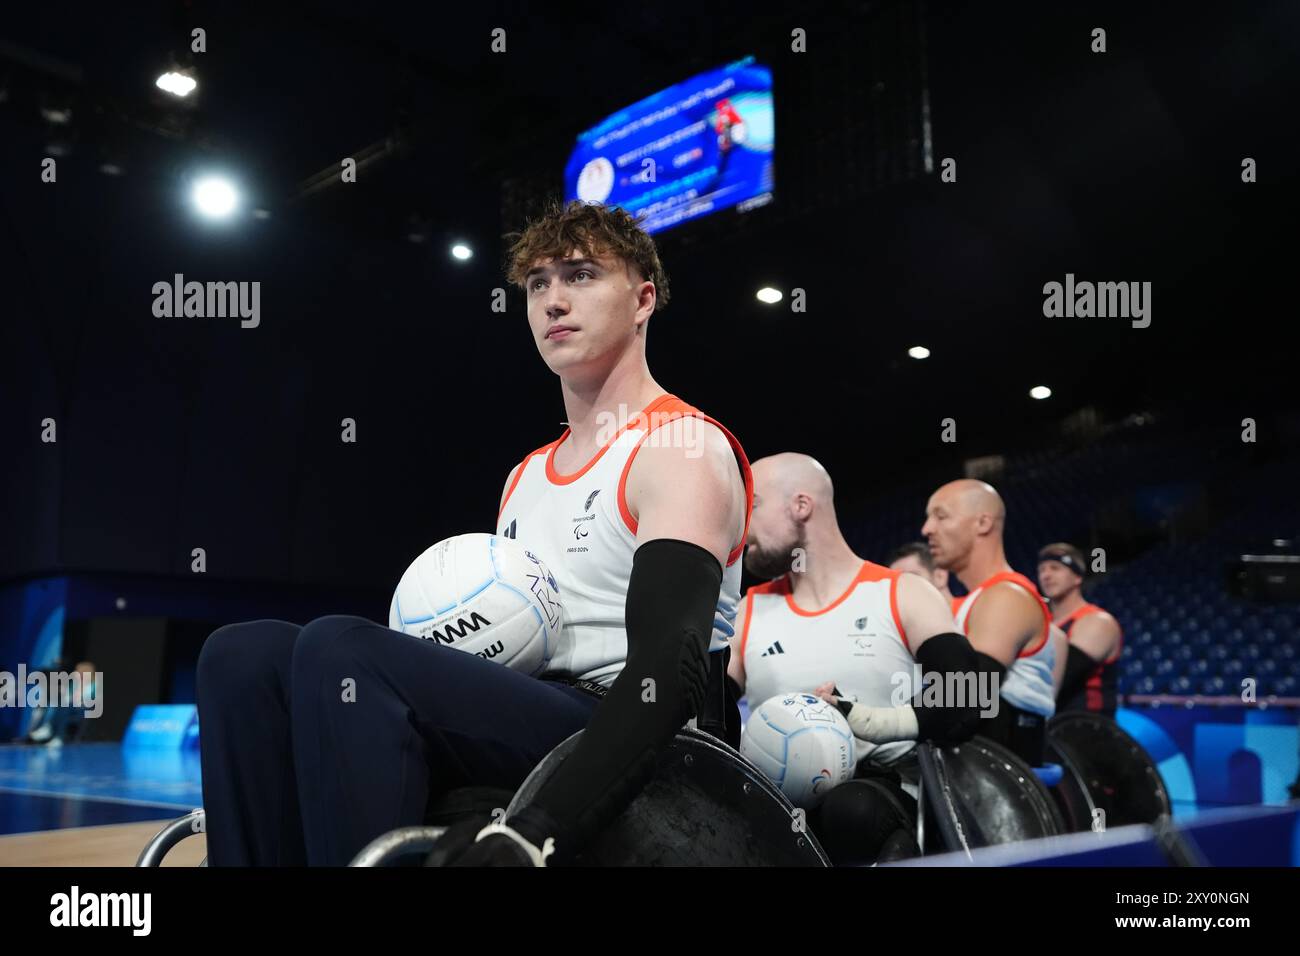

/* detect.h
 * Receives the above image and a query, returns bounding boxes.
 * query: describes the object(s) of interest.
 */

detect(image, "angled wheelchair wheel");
[136,810,207,867]
[505,728,830,866]
[1047,712,1171,827]
[917,736,1065,856]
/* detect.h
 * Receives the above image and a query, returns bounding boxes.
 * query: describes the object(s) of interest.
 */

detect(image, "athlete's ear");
[633,276,656,328]
[789,491,814,521]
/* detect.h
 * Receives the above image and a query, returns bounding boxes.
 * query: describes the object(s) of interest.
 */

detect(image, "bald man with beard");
[918,479,1059,765]
[728,454,1009,864]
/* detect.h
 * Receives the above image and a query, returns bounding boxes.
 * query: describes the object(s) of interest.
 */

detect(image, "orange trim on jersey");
[887,569,910,653]
[968,570,1052,658]
[615,397,755,567]
[545,393,677,486]
[783,560,889,617]
[497,443,557,521]
[1058,602,1101,630]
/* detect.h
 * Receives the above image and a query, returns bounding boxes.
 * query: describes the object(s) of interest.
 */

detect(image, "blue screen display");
[564,56,774,233]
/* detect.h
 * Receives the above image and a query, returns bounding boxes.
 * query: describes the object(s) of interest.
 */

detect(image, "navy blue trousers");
[196,615,600,866]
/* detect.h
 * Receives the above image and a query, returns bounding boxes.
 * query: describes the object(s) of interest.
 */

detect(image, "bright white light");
[756,287,782,304]
[192,176,239,219]
[156,71,197,97]
[451,243,473,261]
[908,345,931,360]
[1030,385,1052,400]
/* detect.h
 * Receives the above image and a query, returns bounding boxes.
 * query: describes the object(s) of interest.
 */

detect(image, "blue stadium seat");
[1200,676,1227,695]
[1169,675,1194,695]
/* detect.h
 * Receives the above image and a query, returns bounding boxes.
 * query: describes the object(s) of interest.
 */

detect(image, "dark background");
[2,0,1296,605]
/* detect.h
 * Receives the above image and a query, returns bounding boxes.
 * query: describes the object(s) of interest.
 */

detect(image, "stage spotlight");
[1030,385,1052,400]
[156,70,197,97]
[756,287,782,304]
[451,243,473,261]
[192,176,239,219]
[907,345,930,359]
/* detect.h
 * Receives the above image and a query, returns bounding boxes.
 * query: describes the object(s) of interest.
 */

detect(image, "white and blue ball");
[388,533,562,675]
[741,692,856,808]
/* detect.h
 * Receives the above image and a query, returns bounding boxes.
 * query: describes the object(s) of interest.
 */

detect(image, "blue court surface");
[0,743,202,837]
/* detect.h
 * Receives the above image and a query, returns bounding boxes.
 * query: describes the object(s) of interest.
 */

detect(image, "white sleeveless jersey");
[497,394,752,687]
[954,570,1056,717]
[741,562,918,768]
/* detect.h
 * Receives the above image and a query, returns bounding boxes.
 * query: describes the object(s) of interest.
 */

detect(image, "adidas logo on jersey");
[502,519,517,540]
[760,641,785,657]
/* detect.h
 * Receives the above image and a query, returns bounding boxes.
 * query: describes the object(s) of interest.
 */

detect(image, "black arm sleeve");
[508,537,722,862]
[911,632,1006,744]
[1057,643,1100,705]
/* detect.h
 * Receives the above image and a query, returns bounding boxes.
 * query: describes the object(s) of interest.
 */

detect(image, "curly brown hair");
[504,200,671,312]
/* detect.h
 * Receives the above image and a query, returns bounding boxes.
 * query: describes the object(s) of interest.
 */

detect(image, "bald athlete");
[920,479,1057,765]
[888,541,954,605]
[1038,543,1122,716]
[728,454,1001,863]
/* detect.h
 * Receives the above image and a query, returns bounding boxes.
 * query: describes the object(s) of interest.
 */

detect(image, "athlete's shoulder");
[498,440,559,513]
[1075,606,1121,633]
[988,574,1045,604]
[648,395,747,450]
[857,559,899,583]
[979,578,1047,619]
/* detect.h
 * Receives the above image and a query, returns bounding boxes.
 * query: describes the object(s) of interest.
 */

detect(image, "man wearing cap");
[1037,543,1123,716]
